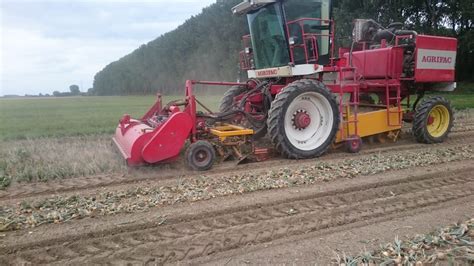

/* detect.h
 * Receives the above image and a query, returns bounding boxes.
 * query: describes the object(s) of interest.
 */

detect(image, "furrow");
[90,181,474,264]
[2,168,472,264]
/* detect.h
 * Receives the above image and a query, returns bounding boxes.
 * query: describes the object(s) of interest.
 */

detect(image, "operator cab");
[233,0,333,78]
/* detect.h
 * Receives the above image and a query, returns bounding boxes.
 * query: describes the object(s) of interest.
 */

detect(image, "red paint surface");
[344,47,404,79]
[415,35,457,82]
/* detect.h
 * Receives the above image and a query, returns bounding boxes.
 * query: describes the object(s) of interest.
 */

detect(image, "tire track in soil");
[452,127,474,133]
[1,129,474,203]
[2,166,473,265]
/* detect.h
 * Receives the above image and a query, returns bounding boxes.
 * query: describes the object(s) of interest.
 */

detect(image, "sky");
[0,0,216,96]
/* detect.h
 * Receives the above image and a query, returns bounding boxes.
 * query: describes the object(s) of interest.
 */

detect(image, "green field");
[0,95,223,141]
[434,93,474,110]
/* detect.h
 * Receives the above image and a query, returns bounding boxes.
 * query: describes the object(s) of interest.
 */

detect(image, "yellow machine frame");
[209,107,402,145]
[335,107,403,143]
[210,124,254,141]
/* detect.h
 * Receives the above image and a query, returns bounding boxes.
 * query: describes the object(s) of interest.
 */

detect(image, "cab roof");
[232,0,278,15]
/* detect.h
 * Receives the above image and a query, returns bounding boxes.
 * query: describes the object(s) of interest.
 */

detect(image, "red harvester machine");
[114,0,457,170]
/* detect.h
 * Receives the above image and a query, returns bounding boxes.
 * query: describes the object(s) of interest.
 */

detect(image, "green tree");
[92,0,473,96]
[87,88,96,96]
[69,85,80,95]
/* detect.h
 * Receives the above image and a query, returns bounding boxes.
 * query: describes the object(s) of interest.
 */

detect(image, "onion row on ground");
[0,145,472,232]
[335,218,474,265]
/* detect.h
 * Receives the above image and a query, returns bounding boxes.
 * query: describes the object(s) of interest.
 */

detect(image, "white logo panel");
[417,49,456,70]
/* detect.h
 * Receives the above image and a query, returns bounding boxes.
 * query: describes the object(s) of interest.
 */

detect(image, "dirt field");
[1,112,473,264]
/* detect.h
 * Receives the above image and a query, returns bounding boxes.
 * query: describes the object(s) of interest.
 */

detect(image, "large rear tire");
[219,85,267,139]
[267,79,340,159]
[413,96,453,144]
[219,85,246,112]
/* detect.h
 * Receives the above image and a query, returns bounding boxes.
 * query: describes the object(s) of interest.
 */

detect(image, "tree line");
[91,0,473,96]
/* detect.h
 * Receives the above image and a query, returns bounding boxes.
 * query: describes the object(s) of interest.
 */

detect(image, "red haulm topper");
[112,95,193,166]
[112,80,248,167]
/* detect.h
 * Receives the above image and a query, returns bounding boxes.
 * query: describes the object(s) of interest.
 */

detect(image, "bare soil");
[0,115,473,264]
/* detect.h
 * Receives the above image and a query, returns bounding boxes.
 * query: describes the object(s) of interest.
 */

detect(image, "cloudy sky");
[0,0,216,96]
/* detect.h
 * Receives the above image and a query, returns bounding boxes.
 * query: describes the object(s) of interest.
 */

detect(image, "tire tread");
[412,96,454,144]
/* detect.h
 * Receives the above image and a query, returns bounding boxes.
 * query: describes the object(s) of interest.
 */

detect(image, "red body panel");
[113,109,193,166]
[344,47,404,79]
[113,121,154,166]
[142,112,193,164]
[114,111,192,166]
[415,35,457,82]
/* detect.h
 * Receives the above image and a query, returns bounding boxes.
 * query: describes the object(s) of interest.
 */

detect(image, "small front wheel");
[185,141,216,171]
[346,135,362,153]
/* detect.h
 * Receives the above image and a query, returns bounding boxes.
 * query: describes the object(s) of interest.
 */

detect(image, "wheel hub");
[195,150,208,163]
[427,116,435,125]
[292,110,311,130]
[351,139,358,148]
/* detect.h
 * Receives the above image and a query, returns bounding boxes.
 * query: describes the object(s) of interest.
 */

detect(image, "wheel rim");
[284,91,334,151]
[193,149,210,167]
[351,140,359,149]
[427,105,450,138]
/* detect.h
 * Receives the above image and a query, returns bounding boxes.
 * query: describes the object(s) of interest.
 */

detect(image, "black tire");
[345,135,362,153]
[413,96,454,144]
[185,141,216,171]
[219,85,267,140]
[267,79,340,159]
[219,85,247,112]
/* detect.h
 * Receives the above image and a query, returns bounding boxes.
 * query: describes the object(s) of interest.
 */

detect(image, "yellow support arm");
[210,124,254,141]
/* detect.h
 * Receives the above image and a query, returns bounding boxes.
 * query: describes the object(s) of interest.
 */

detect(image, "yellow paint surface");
[336,107,402,143]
